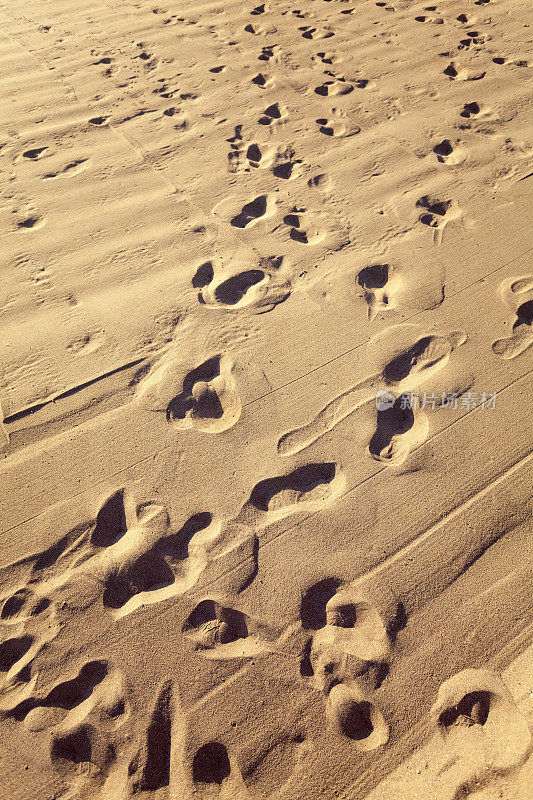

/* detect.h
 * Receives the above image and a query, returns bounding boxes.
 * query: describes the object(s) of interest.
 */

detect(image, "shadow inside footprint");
[192,261,214,289]
[167,357,224,422]
[92,489,128,547]
[358,264,389,290]
[369,396,414,458]
[300,578,343,630]
[13,660,108,722]
[383,338,435,383]
[214,270,265,305]
[103,512,212,609]
[248,463,337,512]
[44,661,108,710]
[231,195,268,228]
[51,726,93,767]
[193,742,231,784]
[439,691,490,728]
[338,700,375,740]
[515,299,533,327]
[0,635,34,673]
[104,554,175,609]
[182,599,248,648]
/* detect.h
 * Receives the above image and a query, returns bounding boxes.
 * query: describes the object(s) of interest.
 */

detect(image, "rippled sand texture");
[0,0,531,798]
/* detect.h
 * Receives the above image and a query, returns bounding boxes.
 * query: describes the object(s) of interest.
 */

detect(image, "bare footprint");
[301,578,402,692]
[299,26,335,40]
[283,209,326,245]
[492,275,533,359]
[278,330,466,457]
[236,462,345,528]
[314,79,354,97]
[368,394,429,466]
[229,194,276,228]
[432,139,465,165]
[316,111,359,138]
[443,62,486,81]
[193,256,291,313]
[416,195,462,243]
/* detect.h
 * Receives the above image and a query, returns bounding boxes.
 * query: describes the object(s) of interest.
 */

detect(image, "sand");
[0,0,532,798]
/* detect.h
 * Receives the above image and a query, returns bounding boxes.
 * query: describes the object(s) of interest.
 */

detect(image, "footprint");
[189,740,253,798]
[17,659,110,731]
[315,109,359,138]
[166,356,241,432]
[136,354,241,434]
[432,669,532,775]
[230,194,275,228]
[182,598,273,659]
[299,26,334,40]
[236,463,345,528]
[493,56,530,67]
[244,23,264,35]
[251,72,274,88]
[0,635,36,690]
[416,195,462,242]
[17,215,45,230]
[193,257,291,313]
[314,80,354,97]
[414,13,444,24]
[66,329,106,355]
[492,275,533,359]
[314,51,341,66]
[283,210,326,245]
[357,263,402,320]
[368,394,429,466]
[460,101,485,118]
[301,579,402,692]
[43,158,90,179]
[327,683,389,750]
[432,139,465,165]
[22,146,48,159]
[258,44,280,62]
[258,102,287,126]
[443,62,486,81]
[278,329,466,457]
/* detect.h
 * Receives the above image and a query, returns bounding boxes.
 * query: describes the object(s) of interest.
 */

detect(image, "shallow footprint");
[432,668,532,776]
[492,275,533,359]
[236,463,345,527]
[277,330,466,458]
[182,598,275,659]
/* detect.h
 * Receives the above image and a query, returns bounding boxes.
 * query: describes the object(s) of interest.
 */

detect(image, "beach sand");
[0,0,531,798]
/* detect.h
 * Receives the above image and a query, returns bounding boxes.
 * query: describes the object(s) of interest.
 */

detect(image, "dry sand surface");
[0,0,532,798]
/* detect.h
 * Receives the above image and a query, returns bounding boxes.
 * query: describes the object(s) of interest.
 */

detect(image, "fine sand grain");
[0,0,531,798]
